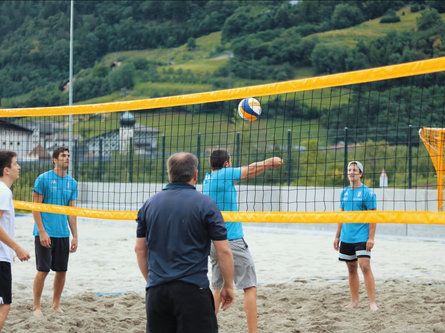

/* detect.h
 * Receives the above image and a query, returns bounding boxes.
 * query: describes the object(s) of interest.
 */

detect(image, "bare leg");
[244,287,257,333]
[213,289,221,314]
[52,271,66,313]
[345,261,359,308]
[358,258,378,311]
[33,271,49,317]
[0,304,11,331]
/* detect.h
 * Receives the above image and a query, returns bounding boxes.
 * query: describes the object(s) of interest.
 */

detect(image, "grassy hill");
[309,6,445,47]
[80,5,445,107]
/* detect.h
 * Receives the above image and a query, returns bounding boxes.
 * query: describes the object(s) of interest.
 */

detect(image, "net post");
[439,131,445,211]
[287,129,292,186]
[343,127,348,188]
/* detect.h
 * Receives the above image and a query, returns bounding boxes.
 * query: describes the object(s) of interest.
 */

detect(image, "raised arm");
[240,157,283,181]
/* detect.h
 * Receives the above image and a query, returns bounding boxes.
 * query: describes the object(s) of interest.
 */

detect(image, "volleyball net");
[1,57,445,224]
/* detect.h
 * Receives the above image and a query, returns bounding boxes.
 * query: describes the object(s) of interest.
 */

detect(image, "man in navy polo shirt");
[135,152,234,333]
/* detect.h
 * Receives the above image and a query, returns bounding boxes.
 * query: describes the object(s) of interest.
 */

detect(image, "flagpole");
[68,0,74,175]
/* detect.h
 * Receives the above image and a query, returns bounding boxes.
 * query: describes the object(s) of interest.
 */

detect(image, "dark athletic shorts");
[146,280,217,333]
[0,261,12,304]
[35,236,70,272]
[339,241,371,262]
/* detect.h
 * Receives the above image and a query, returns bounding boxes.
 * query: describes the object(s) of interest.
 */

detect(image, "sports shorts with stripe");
[338,241,371,262]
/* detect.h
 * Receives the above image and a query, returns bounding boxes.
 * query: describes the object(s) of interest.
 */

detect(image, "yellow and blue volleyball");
[237,98,262,121]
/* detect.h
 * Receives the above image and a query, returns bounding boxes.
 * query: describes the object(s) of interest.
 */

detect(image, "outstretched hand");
[269,157,284,169]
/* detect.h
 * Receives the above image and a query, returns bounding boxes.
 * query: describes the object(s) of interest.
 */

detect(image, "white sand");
[5,216,445,332]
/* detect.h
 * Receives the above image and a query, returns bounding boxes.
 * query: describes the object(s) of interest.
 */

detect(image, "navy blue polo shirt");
[136,182,227,289]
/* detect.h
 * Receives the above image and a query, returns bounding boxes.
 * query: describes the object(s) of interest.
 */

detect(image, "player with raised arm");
[203,149,283,333]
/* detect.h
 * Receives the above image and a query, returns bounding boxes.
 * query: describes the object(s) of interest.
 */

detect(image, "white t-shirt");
[0,181,15,263]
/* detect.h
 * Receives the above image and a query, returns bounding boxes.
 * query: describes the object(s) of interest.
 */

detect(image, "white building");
[0,119,35,160]
[83,112,160,158]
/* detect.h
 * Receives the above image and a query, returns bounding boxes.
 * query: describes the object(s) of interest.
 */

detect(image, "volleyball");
[237,98,262,121]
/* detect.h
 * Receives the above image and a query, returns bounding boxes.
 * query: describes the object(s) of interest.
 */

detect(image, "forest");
[0,0,444,108]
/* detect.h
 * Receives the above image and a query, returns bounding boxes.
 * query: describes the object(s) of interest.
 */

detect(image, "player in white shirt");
[0,150,31,330]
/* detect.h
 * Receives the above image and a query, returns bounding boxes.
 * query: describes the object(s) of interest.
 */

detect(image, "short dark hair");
[53,146,69,160]
[0,150,17,177]
[167,152,198,183]
[210,149,230,170]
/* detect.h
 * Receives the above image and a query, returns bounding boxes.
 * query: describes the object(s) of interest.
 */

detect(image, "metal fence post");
[343,127,348,188]
[287,129,292,186]
[98,138,103,182]
[161,135,166,184]
[129,137,133,183]
[236,132,240,167]
[408,125,412,189]
[197,133,201,183]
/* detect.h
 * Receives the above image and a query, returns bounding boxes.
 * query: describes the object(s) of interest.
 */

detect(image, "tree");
[427,0,445,13]
[379,9,401,24]
[108,63,135,92]
[186,37,197,51]
[311,44,349,74]
[417,8,442,31]
[331,4,364,29]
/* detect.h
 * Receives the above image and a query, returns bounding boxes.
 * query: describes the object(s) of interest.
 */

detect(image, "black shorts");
[146,281,217,333]
[339,241,371,262]
[0,261,12,304]
[35,236,70,272]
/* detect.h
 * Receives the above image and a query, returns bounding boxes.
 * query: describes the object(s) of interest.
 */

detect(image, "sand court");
[5,215,445,332]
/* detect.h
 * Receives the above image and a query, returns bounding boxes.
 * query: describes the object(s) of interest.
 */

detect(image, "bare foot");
[343,302,359,309]
[52,306,64,314]
[370,303,378,312]
[33,308,44,318]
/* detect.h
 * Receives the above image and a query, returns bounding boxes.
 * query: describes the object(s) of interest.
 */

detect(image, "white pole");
[68,0,74,175]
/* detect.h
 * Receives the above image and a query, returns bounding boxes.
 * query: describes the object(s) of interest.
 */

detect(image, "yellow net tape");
[6,57,445,223]
[1,57,445,118]
[419,127,445,210]
[14,200,445,224]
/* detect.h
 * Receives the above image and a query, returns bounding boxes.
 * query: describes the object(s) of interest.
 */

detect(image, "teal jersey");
[203,167,244,240]
[340,184,377,243]
[33,170,78,238]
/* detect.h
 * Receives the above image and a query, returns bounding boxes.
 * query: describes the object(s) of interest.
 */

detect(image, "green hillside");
[74,6,445,106]
[311,6,445,47]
